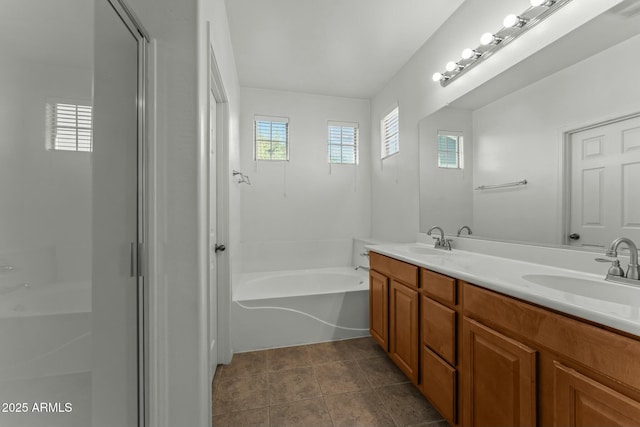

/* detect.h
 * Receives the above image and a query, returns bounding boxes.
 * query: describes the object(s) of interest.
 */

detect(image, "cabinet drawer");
[422,295,456,365]
[422,269,456,305]
[369,252,391,276]
[370,252,418,289]
[422,346,457,425]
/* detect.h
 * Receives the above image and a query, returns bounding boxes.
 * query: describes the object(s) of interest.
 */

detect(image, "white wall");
[0,54,92,284]
[124,0,240,425]
[237,88,371,272]
[472,34,640,244]
[369,0,624,242]
[419,108,473,234]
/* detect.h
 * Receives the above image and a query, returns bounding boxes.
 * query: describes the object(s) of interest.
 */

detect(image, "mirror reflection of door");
[569,115,640,248]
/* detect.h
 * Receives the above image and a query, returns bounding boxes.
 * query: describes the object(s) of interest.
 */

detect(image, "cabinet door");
[462,318,537,427]
[389,280,419,384]
[369,270,389,351]
[554,362,640,426]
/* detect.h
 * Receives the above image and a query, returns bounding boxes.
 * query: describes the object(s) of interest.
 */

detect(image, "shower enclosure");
[0,1,147,426]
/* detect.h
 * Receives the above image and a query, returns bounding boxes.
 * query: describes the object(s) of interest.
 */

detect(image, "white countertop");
[366,242,640,337]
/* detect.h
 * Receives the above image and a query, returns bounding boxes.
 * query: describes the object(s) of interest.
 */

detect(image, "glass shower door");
[0,1,94,426]
[0,1,146,426]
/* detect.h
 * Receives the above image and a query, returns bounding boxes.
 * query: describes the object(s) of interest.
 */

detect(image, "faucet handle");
[595,258,625,277]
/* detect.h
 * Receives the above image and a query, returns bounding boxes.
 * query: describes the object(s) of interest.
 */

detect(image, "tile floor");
[212,337,449,427]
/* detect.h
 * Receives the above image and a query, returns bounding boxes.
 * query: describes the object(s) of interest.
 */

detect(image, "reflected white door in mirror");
[569,115,640,249]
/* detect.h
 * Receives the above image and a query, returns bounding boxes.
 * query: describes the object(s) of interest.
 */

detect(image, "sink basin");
[521,274,631,304]
[406,245,446,256]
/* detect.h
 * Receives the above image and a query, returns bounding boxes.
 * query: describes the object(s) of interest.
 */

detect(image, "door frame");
[103,1,149,425]
[208,38,232,368]
[561,110,640,246]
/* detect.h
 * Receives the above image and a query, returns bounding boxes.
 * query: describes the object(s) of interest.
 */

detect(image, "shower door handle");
[130,242,136,277]
[130,242,143,277]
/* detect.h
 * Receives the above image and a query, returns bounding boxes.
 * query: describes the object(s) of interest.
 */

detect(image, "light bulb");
[461,48,477,60]
[432,72,443,82]
[480,32,496,45]
[445,61,458,72]
[503,14,527,28]
[530,0,554,6]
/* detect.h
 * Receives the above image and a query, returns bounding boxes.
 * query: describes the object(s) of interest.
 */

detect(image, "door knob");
[568,233,580,240]
[214,244,226,253]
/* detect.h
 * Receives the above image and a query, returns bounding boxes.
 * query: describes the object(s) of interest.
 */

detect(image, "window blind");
[49,102,93,152]
[328,121,358,164]
[254,115,289,161]
[437,131,463,169]
[381,106,399,159]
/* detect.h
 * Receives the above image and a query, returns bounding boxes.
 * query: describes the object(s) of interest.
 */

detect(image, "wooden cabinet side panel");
[390,280,419,384]
[462,317,537,427]
[369,270,389,351]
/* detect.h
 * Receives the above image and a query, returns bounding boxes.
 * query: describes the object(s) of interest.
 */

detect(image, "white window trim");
[328,120,359,165]
[46,98,93,152]
[381,105,399,160]
[253,115,290,161]
[437,129,464,169]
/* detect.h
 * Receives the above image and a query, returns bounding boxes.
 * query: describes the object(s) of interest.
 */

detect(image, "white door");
[569,115,640,248]
[209,86,219,375]
[92,1,146,425]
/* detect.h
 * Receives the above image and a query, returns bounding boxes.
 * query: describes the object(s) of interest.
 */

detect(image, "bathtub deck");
[212,337,449,427]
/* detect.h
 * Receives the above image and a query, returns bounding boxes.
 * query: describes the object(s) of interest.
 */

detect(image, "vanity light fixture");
[432,0,572,87]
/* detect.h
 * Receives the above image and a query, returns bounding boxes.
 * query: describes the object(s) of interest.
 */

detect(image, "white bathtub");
[232,267,370,352]
[0,281,91,382]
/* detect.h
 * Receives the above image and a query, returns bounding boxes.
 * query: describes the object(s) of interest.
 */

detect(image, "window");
[328,121,358,164]
[381,106,399,159]
[437,131,464,169]
[47,101,93,152]
[254,115,289,161]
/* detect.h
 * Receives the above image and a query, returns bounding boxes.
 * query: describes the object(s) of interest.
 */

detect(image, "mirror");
[419,2,640,249]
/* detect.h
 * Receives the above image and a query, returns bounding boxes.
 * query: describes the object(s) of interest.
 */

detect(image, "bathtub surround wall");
[0,55,92,284]
[370,0,623,242]
[237,88,371,273]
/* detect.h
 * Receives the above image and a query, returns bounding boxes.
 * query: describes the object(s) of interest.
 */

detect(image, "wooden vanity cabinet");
[420,269,459,425]
[371,252,640,427]
[369,252,419,384]
[462,281,640,427]
[369,269,389,351]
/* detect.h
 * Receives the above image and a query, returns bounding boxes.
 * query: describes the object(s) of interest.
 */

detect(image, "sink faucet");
[457,225,472,237]
[606,237,640,280]
[426,226,452,251]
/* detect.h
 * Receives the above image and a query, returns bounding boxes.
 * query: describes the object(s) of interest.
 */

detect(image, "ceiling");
[225,0,464,99]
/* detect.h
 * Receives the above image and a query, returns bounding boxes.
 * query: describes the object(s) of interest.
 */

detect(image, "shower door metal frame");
[103,1,149,425]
